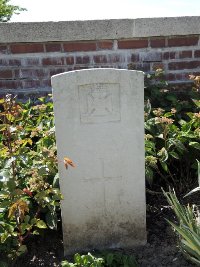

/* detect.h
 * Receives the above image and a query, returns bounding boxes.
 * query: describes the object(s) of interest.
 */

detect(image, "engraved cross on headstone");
[78,83,120,124]
[84,158,122,215]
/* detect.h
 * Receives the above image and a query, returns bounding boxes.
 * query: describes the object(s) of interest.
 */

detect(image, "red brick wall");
[0,35,200,95]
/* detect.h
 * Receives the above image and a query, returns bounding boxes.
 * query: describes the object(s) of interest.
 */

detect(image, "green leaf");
[189,142,200,150]
[12,189,23,196]
[17,245,27,256]
[166,94,177,103]
[45,210,57,230]
[0,200,11,208]
[164,112,173,118]
[36,220,47,229]
[0,191,9,199]
[31,218,37,225]
[0,170,10,181]
[160,161,168,172]
[106,253,114,265]
[179,119,187,126]
[61,261,71,267]
[38,97,45,102]
[157,147,168,162]
[24,215,30,224]
[21,223,31,234]
[0,124,7,132]
[1,232,9,243]
[184,187,200,198]
[33,230,40,235]
[169,151,179,159]
[38,167,48,176]
[74,253,82,264]
[170,139,186,152]
[192,99,200,108]
[6,180,16,191]
[53,173,60,188]
[145,167,154,185]
[6,113,15,122]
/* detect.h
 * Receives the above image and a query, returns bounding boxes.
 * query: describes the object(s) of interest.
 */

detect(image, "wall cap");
[0,16,200,43]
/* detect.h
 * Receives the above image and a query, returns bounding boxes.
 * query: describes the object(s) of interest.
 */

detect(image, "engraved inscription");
[78,83,120,123]
[87,85,112,116]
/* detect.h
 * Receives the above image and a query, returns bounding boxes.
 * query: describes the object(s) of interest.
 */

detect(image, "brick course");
[97,41,113,50]
[45,43,62,52]
[179,51,192,59]
[10,43,44,54]
[63,42,96,52]
[194,50,200,57]
[168,37,199,47]
[150,38,165,48]
[0,35,200,94]
[0,70,12,79]
[118,39,148,49]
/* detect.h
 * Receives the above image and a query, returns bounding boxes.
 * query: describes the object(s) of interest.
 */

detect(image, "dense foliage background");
[145,71,200,193]
[0,95,62,265]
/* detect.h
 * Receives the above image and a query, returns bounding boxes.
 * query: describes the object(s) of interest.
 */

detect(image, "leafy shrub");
[61,253,104,267]
[0,95,62,263]
[145,71,200,192]
[61,252,138,267]
[164,189,200,265]
[163,161,200,265]
[102,252,138,267]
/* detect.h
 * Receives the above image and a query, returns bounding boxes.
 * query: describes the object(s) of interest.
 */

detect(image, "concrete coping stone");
[0,16,200,43]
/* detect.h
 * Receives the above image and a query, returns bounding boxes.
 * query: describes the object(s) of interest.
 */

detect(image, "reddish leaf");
[63,157,75,169]
[23,188,33,197]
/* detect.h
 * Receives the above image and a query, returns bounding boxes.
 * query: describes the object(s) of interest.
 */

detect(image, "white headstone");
[51,68,146,255]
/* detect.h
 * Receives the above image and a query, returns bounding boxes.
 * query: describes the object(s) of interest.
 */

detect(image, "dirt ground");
[14,193,196,267]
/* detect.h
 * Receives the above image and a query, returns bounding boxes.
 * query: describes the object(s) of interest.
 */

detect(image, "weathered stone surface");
[51,68,146,255]
[1,17,200,43]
